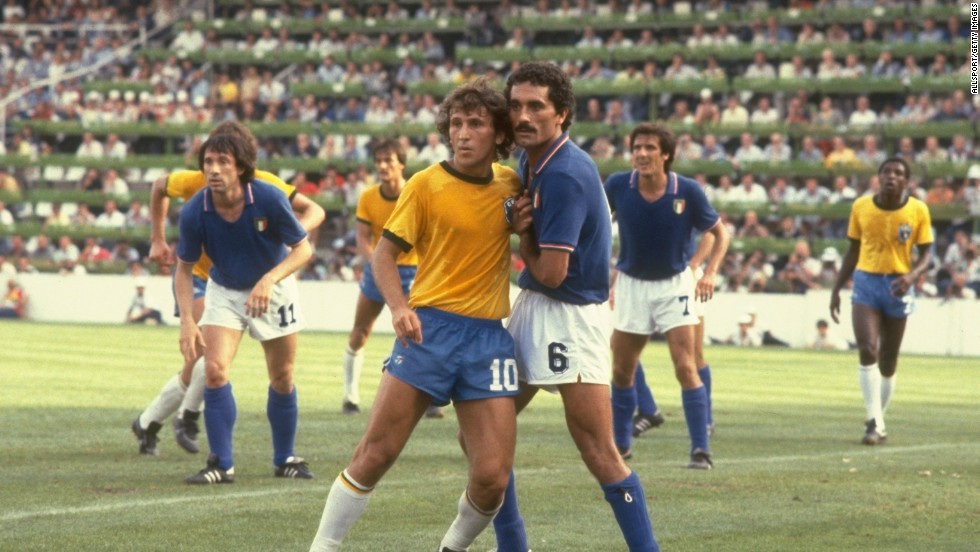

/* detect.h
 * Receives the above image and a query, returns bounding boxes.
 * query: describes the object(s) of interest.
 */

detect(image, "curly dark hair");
[504,61,576,132]
[435,77,514,161]
[630,122,677,174]
[198,133,257,185]
[371,137,407,165]
[879,156,910,179]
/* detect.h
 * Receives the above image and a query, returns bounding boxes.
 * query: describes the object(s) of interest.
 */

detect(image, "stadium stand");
[1,0,978,294]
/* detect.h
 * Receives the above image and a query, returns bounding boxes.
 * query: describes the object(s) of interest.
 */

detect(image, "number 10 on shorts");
[489,358,519,391]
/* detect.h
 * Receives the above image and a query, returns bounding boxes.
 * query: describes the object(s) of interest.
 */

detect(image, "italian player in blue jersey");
[606,123,729,469]
[830,157,933,445]
[175,133,314,484]
[497,61,661,552]
[310,78,524,552]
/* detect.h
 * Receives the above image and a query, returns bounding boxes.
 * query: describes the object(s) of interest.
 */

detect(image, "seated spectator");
[769,176,796,204]
[884,17,914,43]
[828,175,858,204]
[926,53,952,77]
[701,55,726,80]
[732,132,765,167]
[899,55,924,80]
[729,173,768,203]
[76,131,104,158]
[779,55,813,80]
[797,136,825,163]
[812,97,845,127]
[925,177,955,206]
[824,137,860,170]
[825,22,850,44]
[944,271,977,300]
[417,132,450,164]
[796,22,825,44]
[687,23,713,48]
[838,53,867,79]
[749,96,779,126]
[773,215,803,239]
[917,17,945,43]
[816,49,841,80]
[26,234,54,262]
[668,100,694,125]
[125,200,150,228]
[700,133,727,162]
[720,94,749,126]
[663,53,699,80]
[743,50,776,80]
[809,319,849,351]
[674,133,703,163]
[581,58,615,81]
[895,136,917,164]
[917,136,950,165]
[172,20,205,52]
[763,132,791,162]
[737,210,770,238]
[855,17,882,43]
[125,277,164,325]
[778,240,822,293]
[0,200,14,228]
[575,25,603,49]
[504,26,531,50]
[0,278,28,319]
[848,96,879,130]
[932,97,967,122]
[693,90,721,125]
[870,50,901,78]
[856,135,887,167]
[947,134,974,163]
[713,174,736,203]
[95,199,126,229]
[102,169,130,197]
[712,23,739,48]
[52,235,80,268]
[727,313,762,347]
[797,177,832,205]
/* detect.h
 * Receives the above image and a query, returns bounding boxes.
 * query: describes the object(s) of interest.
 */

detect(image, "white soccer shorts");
[507,289,611,392]
[613,270,698,336]
[199,276,305,341]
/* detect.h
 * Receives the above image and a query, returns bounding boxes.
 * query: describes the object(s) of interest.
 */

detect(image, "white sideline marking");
[2,443,973,523]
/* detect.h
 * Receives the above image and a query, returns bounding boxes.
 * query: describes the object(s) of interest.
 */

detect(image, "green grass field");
[1,322,976,551]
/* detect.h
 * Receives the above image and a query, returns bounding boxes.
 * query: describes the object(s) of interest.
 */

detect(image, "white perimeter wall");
[11,273,980,357]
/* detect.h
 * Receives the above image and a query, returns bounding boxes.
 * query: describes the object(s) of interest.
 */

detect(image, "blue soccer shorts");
[359,263,416,304]
[851,270,915,319]
[384,307,519,406]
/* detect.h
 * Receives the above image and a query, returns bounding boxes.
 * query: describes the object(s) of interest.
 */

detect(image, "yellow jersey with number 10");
[383,162,520,320]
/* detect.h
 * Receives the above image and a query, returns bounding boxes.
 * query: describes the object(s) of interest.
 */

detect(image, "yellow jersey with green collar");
[355,184,418,267]
[167,169,295,280]
[847,195,933,275]
[382,162,520,320]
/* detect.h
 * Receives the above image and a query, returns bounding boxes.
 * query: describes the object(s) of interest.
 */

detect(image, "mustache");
[514,124,535,133]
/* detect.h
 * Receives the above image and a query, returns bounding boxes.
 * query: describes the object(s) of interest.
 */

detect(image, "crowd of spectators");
[1,0,978,295]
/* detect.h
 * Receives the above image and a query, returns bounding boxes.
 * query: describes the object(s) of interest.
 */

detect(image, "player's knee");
[351,442,400,482]
[348,326,371,349]
[268,367,294,393]
[673,362,700,387]
[204,361,229,387]
[467,463,510,500]
[857,343,878,365]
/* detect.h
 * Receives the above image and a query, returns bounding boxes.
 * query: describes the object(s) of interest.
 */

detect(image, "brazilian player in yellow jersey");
[133,121,323,458]
[338,138,427,416]
[310,78,525,552]
[831,157,933,446]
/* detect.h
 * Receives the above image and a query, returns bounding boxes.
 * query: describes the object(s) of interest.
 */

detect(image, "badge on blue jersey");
[254,217,268,232]
[673,199,686,215]
[897,223,911,243]
[504,196,516,225]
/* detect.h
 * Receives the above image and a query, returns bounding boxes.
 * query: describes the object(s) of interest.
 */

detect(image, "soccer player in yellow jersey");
[338,138,429,416]
[830,157,933,445]
[310,79,524,552]
[132,121,324,457]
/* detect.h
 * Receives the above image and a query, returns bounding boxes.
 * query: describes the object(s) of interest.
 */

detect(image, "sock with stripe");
[311,471,374,551]
[681,386,710,455]
[611,384,637,451]
[140,372,186,428]
[440,490,501,552]
[634,362,659,416]
[342,346,364,405]
[698,364,713,427]
[491,470,528,552]
[268,385,298,467]
[601,471,660,552]
[203,383,236,470]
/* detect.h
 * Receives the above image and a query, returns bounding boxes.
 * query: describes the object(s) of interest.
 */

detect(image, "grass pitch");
[1,322,976,551]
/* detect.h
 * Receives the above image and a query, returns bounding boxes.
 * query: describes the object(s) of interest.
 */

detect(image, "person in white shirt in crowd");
[763,132,792,162]
[768,176,796,204]
[797,136,825,163]
[172,20,205,53]
[828,175,858,204]
[732,132,765,168]
[416,131,450,165]
[77,131,104,158]
[729,173,768,204]
[856,135,887,168]
[749,96,779,126]
[95,199,126,229]
[720,95,749,126]
[809,319,849,351]
[848,96,879,130]
[102,169,130,197]
[743,50,776,79]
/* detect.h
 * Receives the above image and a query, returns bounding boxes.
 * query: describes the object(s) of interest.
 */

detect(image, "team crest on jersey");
[254,217,268,232]
[897,223,912,243]
[533,191,540,209]
[673,199,686,215]
[504,196,516,225]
